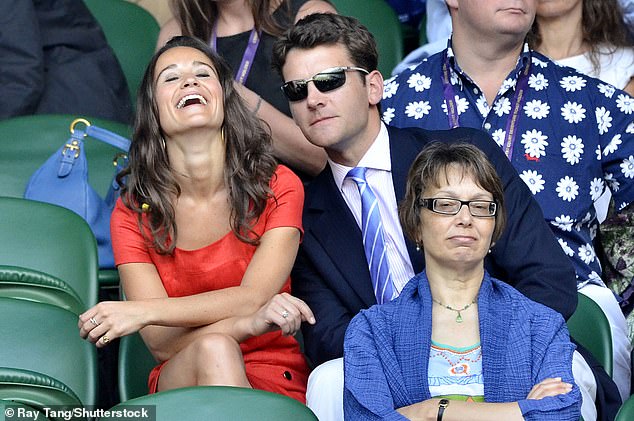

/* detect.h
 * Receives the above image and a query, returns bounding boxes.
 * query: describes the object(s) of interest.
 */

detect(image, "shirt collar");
[446,39,532,88]
[329,122,392,192]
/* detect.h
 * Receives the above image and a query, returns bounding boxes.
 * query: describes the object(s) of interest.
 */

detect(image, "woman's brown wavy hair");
[528,0,632,73]
[119,36,277,254]
[169,0,293,42]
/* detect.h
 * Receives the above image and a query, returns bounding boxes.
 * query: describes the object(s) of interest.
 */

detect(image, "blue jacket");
[344,271,582,420]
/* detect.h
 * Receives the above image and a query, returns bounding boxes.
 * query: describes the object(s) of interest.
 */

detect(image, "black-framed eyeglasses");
[419,198,497,217]
[281,66,370,101]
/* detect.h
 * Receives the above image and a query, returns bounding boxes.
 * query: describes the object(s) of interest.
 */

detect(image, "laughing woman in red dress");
[78,36,314,402]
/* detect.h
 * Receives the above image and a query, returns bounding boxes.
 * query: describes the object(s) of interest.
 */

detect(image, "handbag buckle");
[62,140,81,159]
[112,152,128,168]
[63,118,91,159]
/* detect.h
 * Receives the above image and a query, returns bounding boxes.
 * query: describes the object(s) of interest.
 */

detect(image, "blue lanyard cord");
[211,26,262,84]
[441,52,531,160]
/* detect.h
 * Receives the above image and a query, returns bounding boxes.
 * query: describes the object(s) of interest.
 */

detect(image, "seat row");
[0,109,628,416]
[0,195,319,418]
[0,296,316,420]
[0,112,628,417]
[0,193,630,418]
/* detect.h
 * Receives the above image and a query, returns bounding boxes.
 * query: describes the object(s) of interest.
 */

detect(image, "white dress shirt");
[328,123,415,296]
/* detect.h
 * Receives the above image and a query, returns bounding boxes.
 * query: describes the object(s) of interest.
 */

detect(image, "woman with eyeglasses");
[343,142,581,420]
[157,0,336,178]
[78,36,315,402]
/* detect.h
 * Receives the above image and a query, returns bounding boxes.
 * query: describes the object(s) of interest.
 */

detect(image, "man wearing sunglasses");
[272,13,581,420]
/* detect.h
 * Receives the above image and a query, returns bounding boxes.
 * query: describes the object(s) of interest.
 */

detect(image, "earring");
[160,136,166,150]
[416,243,421,252]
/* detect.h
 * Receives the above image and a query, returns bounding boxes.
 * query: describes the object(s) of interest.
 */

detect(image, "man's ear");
[367,70,384,106]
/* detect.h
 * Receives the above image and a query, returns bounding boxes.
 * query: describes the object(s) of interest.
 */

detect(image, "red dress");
[111,165,309,402]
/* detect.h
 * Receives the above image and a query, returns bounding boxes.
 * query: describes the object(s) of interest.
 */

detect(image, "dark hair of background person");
[271,12,378,77]
[170,0,297,41]
[119,36,278,254]
[399,141,507,246]
[527,0,633,73]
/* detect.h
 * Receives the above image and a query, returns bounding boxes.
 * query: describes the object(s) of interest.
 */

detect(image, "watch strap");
[437,398,449,421]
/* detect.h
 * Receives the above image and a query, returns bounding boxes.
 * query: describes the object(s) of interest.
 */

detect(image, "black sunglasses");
[281,66,370,101]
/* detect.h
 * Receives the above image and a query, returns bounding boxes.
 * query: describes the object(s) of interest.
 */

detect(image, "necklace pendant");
[455,312,463,323]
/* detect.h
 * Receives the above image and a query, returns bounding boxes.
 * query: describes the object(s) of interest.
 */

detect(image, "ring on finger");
[89,317,99,326]
[281,310,289,319]
[102,335,110,344]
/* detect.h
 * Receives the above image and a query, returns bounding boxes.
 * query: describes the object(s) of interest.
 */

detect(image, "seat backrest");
[331,0,403,77]
[0,114,131,199]
[84,0,160,102]
[0,399,48,421]
[0,367,84,409]
[616,394,634,421]
[0,298,98,406]
[0,197,99,309]
[567,293,613,376]
[118,332,157,402]
[0,265,85,315]
[108,386,317,420]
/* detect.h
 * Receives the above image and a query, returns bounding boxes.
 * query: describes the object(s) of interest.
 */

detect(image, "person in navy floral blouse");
[382,0,633,414]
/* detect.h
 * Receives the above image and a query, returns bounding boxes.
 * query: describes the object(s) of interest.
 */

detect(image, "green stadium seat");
[0,265,85,315]
[107,386,317,420]
[331,0,404,76]
[118,332,156,402]
[0,298,98,407]
[567,293,613,376]
[84,0,160,103]
[0,197,99,309]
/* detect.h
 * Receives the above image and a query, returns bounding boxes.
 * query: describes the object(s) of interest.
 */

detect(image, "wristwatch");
[437,398,449,421]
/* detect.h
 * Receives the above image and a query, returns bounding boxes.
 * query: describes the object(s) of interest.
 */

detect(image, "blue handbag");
[24,118,131,269]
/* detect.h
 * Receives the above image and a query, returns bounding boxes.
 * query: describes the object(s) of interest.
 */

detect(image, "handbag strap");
[57,118,131,177]
[86,125,131,151]
[71,118,131,152]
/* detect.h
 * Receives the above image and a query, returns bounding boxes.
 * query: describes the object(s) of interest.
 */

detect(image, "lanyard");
[211,27,261,84]
[441,52,531,160]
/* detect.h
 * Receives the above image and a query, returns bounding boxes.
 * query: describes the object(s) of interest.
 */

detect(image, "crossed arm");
[343,305,580,420]
[78,226,314,361]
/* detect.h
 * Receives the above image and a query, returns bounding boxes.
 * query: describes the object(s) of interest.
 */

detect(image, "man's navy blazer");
[291,125,578,366]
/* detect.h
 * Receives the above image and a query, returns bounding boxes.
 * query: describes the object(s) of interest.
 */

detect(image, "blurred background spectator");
[0,0,132,123]
[154,0,335,177]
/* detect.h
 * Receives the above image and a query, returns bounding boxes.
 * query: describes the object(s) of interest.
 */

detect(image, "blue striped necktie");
[347,167,395,304]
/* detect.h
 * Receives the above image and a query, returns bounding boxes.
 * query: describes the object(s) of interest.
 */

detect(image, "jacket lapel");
[303,167,377,307]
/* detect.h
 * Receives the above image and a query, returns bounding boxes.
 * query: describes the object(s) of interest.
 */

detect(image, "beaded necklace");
[432,297,477,323]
